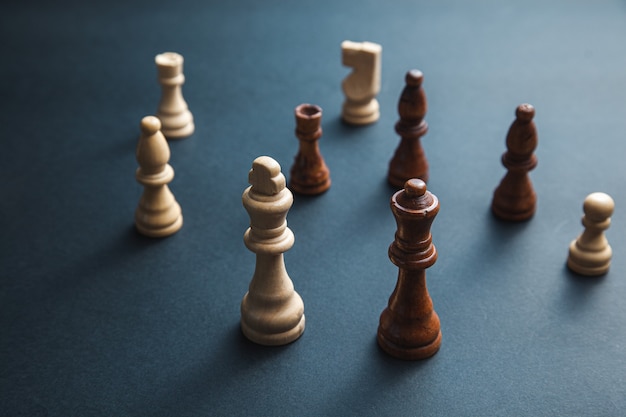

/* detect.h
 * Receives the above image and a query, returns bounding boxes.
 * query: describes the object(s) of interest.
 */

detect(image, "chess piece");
[491,104,538,221]
[135,116,183,237]
[567,192,614,276]
[289,104,331,195]
[241,156,305,345]
[341,40,382,125]
[155,52,194,139]
[388,70,430,188]
[378,179,441,360]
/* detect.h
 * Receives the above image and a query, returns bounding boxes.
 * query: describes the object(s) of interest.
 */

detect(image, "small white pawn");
[241,156,305,346]
[155,52,195,139]
[341,40,382,125]
[135,116,183,237]
[567,192,614,276]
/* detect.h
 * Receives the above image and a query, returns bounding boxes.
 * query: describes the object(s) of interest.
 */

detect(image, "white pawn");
[341,40,382,125]
[135,116,183,237]
[155,52,194,139]
[241,156,305,345]
[567,192,614,276]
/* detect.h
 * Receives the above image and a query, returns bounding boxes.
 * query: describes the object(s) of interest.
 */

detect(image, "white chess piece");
[241,156,305,345]
[135,116,183,237]
[155,52,195,139]
[341,40,382,125]
[567,192,614,276]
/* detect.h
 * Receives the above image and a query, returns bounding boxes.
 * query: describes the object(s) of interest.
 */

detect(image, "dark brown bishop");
[388,70,430,188]
[491,104,538,221]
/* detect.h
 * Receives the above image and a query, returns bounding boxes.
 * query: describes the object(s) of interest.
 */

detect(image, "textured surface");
[1,0,626,416]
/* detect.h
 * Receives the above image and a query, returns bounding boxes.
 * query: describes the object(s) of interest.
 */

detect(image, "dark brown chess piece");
[387,70,429,188]
[377,179,441,360]
[289,103,331,195]
[491,104,538,221]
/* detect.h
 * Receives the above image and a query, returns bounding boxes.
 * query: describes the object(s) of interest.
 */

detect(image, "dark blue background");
[2,0,626,415]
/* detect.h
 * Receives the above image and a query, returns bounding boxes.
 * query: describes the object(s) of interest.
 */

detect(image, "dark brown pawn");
[378,179,441,360]
[388,70,429,188]
[289,104,331,195]
[491,104,538,221]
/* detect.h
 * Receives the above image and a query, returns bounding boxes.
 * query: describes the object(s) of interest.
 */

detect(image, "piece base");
[342,112,380,125]
[161,121,195,140]
[567,259,610,276]
[241,315,305,346]
[567,241,611,276]
[342,109,380,125]
[377,329,441,360]
[342,99,380,125]
[491,204,535,222]
[567,239,613,276]
[289,179,331,195]
[135,215,183,238]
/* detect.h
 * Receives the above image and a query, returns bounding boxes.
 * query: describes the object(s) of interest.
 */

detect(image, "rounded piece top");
[405,69,424,87]
[155,52,184,68]
[404,178,427,197]
[583,192,615,221]
[253,156,281,177]
[516,103,535,122]
[393,178,438,214]
[141,116,161,134]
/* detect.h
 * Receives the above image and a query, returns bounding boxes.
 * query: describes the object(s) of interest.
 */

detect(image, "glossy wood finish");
[568,192,614,276]
[378,179,441,360]
[134,116,183,237]
[289,104,331,195]
[387,70,429,187]
[241,156,305,345]
[491,104,538,221]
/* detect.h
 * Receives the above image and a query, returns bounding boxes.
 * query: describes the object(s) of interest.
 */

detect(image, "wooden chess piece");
[491,104,538,221]
[567,192,614,276]
[378,179,441,360]
[289,104,331,195]
[241,156,305,345]
[155,52,194,139]
[341,40,382,125]
[135,116,183,237]
[388,70,430,188]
